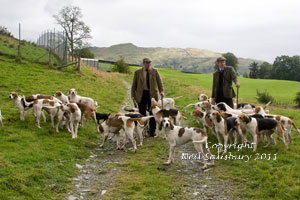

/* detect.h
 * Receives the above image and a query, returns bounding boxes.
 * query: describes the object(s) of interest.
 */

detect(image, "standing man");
[131,57,164,137]
[211,57,240,108]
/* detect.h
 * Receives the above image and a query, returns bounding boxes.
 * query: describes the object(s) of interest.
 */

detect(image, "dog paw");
[201,165,208,170]
[163,161,171,165]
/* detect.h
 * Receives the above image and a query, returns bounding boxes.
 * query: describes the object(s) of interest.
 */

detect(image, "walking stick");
[236,87,239,107]
[161,95,164,110]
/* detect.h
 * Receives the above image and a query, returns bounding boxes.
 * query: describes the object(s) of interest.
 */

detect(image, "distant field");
[128,67,300,106]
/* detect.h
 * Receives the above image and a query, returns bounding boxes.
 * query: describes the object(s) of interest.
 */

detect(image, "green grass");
[115,66,300,200]
[0,55,127,199]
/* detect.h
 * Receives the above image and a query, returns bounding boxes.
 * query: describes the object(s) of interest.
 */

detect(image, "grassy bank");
[0,55,127,199]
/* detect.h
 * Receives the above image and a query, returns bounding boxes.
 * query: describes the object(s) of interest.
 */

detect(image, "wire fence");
[36,29,68,64]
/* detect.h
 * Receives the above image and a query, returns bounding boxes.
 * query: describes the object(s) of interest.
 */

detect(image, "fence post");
[18,23,21,58]
[77,56,81,72]
[49,30,52,67]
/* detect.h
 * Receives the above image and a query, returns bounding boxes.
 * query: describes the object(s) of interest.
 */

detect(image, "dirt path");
[66,80,238,200]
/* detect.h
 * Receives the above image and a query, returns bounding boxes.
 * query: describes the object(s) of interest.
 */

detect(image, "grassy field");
[114,66,300,199]
[0,53,127,199]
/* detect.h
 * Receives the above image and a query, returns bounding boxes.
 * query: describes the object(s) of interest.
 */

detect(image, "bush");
[294,91,300,107]
[112,57,130,73]
[256,90,274,104]
[243,72,249,78]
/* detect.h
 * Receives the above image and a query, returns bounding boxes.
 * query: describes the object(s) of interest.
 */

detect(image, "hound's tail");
[173,96,184,100]
[192,137,208,144]
[263,101,272,109]
[291,120,300,133]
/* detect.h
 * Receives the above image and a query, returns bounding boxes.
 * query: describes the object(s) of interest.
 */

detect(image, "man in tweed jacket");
[131,57,164,136]
[211,57,240,108]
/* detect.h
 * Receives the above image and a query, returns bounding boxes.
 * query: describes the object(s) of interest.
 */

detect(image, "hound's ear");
[244,115,251,123]
[158,121,162,131]
[170,120,174,130]
[68,104,76,113]
[216,113,222,123]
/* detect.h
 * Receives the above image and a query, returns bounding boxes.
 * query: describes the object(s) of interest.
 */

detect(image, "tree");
[258,62,272,79]
[0,26,13,37]
[53,6,92,60]
[222,52,239,73]
[74,47,95,58]
[271,55,300,81]
[249,61,259,79]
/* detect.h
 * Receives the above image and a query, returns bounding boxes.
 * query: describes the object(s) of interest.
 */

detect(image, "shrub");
[112,57,130,73]
[243,72,249,78]
[256,90,274,104]
[294,91,300,107]
[8,44,15,48]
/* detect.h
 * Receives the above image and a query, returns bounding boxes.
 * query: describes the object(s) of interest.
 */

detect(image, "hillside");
[90,43,264,74]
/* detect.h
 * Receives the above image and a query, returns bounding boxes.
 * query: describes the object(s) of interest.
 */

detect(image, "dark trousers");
[138,90,156,136]
[216,97,234,109]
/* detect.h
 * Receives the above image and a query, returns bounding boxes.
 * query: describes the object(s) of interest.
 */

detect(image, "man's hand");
[236,83,240,88]
[160,91,165,97]
[131,97,136,102]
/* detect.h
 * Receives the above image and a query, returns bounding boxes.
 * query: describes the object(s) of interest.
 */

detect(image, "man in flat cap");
[211,56,240,108]
[131,57,164,136]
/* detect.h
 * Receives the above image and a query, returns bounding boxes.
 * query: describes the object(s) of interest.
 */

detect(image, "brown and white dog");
[74,102,99,133]
[150,98,183,137]
[53,91,69,103]
[160,117,214,169]
[237,113,288,151]
[60,103,81,138]
[68,89,98,110]
[190,109,216,136]
[208,110,240,153]
[255,106,300,144]
[99,115,153,152]
[24,98,61,128]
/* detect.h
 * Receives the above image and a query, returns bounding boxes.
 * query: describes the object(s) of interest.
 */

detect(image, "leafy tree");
[112,57,130,73]
[271,55,300,81]
[74,47,94,58]
[249,61,259,79]
[53,6,92,59]
[258,62,272,79]
[222,52,239,73]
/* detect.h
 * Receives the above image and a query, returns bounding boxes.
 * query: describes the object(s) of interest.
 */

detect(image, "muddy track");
[66,80,238,200]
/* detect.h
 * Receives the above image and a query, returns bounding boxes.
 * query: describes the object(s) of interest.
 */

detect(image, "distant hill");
[90,43,264,74]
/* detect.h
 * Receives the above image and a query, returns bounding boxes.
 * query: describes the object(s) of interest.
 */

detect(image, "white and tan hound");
[61,103,81,138]
[68,88,98,110]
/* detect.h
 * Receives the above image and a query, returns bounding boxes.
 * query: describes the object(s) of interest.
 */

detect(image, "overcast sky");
[1,0,300,62]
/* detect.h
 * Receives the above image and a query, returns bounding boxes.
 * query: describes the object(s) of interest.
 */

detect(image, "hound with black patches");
[255,106,300,144]
[150,98,183,137]
[215,102,255,115]
[237,113,288,152]
[60,103,81,138]
[99,115,153,152]
[160,117,214,170]
[9,92,37,120]
[75,103,99,133]
[209,110,240,153]
[68,88,98,109]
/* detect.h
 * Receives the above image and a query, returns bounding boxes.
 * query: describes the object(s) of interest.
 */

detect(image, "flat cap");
[216,57,226,62]
[143,57,152,63]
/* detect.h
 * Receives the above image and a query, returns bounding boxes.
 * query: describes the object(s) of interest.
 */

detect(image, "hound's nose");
[166,123,169,127]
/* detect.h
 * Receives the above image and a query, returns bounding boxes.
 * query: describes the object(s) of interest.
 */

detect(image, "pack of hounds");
[4,91,300,170]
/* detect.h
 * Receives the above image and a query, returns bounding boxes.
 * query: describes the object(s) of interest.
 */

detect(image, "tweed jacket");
[212,66,238,99]
[131,67,164,103]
